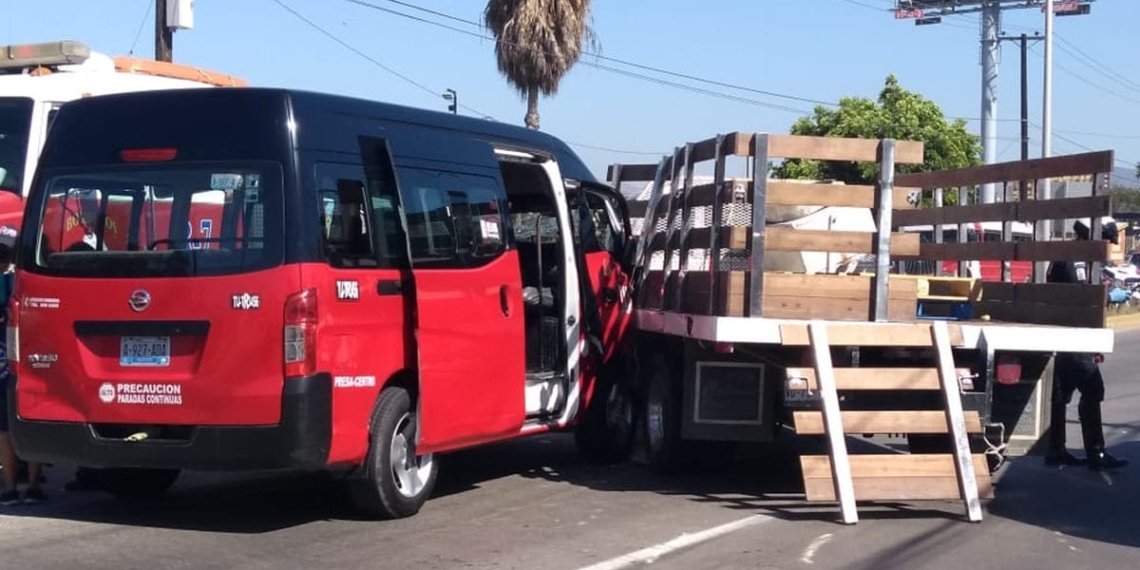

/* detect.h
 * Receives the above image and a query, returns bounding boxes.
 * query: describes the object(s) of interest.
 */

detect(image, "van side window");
[316,162,395,268]
[397,168,507,269]
[576,191,616,254]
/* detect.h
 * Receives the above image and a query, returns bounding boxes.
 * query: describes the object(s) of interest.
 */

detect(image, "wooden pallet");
[889,274,977,301]
[784,320,990,524]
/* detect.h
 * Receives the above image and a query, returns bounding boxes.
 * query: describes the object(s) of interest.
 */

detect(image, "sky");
[6,0,1139,182]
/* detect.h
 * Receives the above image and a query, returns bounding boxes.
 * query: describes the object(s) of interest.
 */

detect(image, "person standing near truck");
[0,225,47,505]
[1045,217,1129,471]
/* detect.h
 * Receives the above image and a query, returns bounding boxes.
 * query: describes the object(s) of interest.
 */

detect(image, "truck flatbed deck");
[633,310,1115,353]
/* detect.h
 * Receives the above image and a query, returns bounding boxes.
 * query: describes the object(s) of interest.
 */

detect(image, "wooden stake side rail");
[609,131,1117,329]
[886,149,1115,329]
[613,132,923,323]
[605,132,926,182]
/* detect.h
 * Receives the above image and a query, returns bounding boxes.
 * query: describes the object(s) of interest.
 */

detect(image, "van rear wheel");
[349,386,438,519]
[102,468,180,501]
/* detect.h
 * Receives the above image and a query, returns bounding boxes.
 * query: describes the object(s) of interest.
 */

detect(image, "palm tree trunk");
[525,87,540,130]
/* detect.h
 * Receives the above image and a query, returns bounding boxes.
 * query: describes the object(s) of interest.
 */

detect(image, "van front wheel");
[350,386,438,519]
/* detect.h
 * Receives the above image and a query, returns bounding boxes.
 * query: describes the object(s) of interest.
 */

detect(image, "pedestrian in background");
[0,224,47,504]
[1045,217,1129,471]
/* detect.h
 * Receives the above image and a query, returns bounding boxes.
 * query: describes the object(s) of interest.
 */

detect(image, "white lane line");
[573,514,773,570]
[800,533,834,565]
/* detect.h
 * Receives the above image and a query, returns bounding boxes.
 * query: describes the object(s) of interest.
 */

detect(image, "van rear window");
[26,162,284,278]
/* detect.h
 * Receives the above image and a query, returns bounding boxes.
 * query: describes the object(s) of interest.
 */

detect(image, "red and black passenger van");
[7,88,635,518]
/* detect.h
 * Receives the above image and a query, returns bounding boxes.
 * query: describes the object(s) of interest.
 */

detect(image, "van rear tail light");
[284,288,318,378]
[119,148,177,162]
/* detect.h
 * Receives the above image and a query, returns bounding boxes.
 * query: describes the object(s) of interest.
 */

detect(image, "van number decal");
[336,280,360,301]
[188,219,214,250]
[232,293,261,310]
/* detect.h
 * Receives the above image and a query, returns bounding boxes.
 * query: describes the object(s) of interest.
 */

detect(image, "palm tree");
[484,0,596,130]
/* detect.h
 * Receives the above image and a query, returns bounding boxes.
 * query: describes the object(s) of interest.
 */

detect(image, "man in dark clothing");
[1045,217,1128,471]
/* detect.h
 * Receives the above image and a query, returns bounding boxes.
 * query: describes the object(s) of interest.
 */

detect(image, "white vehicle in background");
[0,40,246,228]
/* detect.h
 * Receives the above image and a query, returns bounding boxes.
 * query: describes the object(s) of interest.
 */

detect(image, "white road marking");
[573,514,773,570]
[800,533,834,565]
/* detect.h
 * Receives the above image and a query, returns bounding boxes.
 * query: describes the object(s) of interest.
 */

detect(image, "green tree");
[774,75,982,203]
[1111,187,1140,214]
[484,0,596,130]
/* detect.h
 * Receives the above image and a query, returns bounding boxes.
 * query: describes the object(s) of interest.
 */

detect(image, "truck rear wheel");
[641,351,737,474]
[643,352,694,473]
[103,468,180,501]
[574,374,636,464]
[350,386,438,519]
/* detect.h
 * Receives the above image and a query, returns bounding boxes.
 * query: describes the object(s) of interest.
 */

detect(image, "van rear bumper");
[8,373,332,471]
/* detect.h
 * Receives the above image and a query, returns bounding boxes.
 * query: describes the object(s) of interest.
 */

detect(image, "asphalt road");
[2,331,1138,570]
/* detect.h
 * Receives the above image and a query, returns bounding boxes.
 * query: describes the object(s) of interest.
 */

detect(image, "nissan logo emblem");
[129,289,151,312]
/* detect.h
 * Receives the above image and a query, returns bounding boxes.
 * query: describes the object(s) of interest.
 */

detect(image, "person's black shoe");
[1088,451,1129,471]
[1045,449,1087,466]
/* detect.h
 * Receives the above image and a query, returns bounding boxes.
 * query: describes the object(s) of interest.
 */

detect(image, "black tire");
[102,468,180,501]
[574,372,636,464]
[642,352,692,474]
[640,351,738,474]
[349,386,438,519]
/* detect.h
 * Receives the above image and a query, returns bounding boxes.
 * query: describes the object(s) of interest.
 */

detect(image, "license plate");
[120,336,171,367]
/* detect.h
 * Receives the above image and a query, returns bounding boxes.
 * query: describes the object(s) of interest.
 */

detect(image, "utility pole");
[1041,0,1055,244]
[155,0,173,62]
[1019,33,1029,162]
[1042,0,1054,164]
[979,1,1000,204]
[998,31,1040,201]
[894,0,1095,204]
[997,32,1042,163]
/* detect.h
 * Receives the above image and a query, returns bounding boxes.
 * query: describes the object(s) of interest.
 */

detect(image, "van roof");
[53,86,598,184]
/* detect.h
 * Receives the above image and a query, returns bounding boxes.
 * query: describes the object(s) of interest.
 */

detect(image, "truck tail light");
[283,288,317,378]
[995,354,1021,385]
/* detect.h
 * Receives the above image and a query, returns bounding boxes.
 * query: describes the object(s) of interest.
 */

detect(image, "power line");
[270,0,667,156]
[1053,36,1140,95]
[333,0,1025,124]
[1028,44,1140,105]
[340,0,838,108]
[270,0,444,101]
[835,0,892,12]
[128,0,154,55]
[1031,121,1139,171]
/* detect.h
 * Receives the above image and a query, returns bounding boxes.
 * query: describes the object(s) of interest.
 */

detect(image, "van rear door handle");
[499,284,511,317]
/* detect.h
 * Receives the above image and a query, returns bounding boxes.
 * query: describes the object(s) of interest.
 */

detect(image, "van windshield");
[27,162,284,278]
[0,97,33,195]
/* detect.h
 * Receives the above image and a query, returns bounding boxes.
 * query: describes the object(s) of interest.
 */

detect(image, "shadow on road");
[4,430,963,533]
[441,430,973,524]
[987,440,1140,549]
